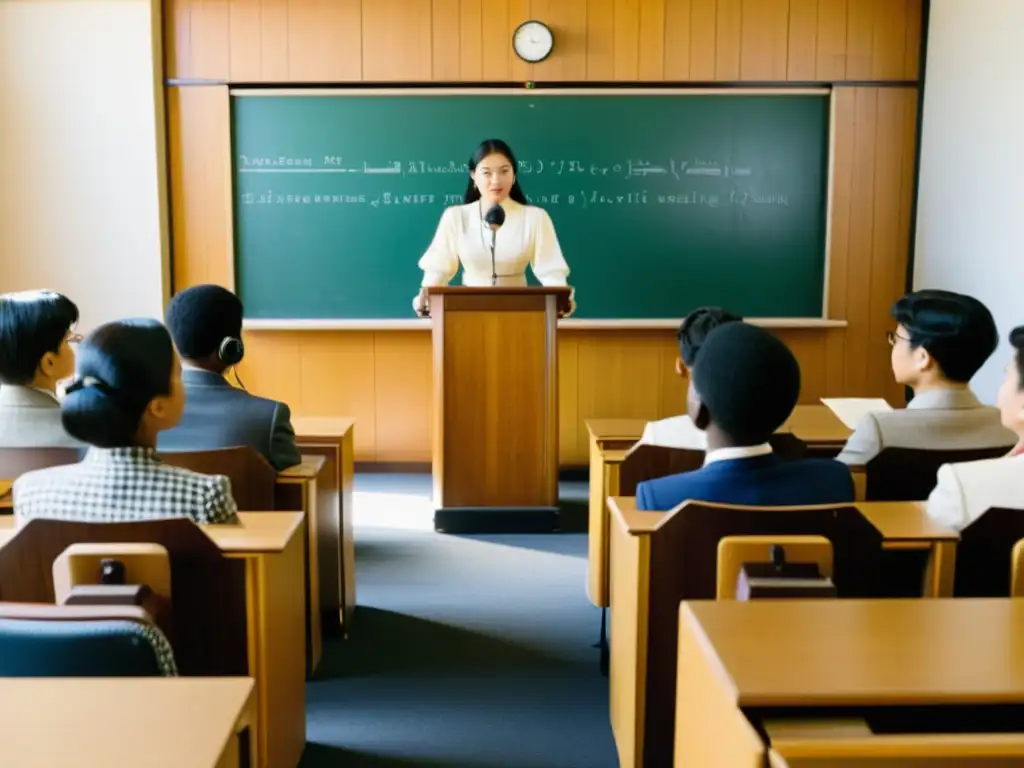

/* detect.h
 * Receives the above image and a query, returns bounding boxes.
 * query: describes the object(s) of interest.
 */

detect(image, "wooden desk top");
[588,405,851,448]
[292,416,355,440]
[683,599,1024,707]
[205,511,304,552]
[277,454,327,479]
[0,511,303,553]
[779,405,852,445]
[854,501,957,541]
[586,418,648,443]
[608,497,958,542]
[0,677,254,767]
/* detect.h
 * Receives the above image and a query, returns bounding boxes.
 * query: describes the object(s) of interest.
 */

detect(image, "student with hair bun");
[13,319,239,525]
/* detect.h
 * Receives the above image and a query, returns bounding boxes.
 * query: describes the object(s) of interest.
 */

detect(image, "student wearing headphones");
[158,284,301,470]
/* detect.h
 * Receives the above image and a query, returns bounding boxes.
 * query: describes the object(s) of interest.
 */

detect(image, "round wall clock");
[513,20,554,63]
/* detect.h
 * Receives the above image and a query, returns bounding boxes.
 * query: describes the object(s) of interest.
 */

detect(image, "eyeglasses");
[886,330,910,347]
[66,332,83,345]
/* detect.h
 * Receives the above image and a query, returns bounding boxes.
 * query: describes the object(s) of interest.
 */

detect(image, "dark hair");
[61,319,176,448]
[692,322,801,445]
[462,139,529,205]
[1012,326,1024,392]
[0,291,79,385]
[165,284,243,359]
[677,307,743,368]
[891,289,998,383]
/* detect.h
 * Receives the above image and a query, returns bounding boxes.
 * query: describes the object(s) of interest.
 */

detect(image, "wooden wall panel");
[741,0,789,81]
[167,86,234,292]
[165,1,925,463]
[167,0,923,84]
[787,0,818,81]
[663,0,692,79]
[361,0,433,81]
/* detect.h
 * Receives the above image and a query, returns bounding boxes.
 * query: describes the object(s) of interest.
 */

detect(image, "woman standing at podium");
[412,139,575,317]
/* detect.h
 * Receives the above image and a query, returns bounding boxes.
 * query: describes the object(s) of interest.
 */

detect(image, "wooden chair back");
[865,446,1013,501]
[955,507,1024,597]
[52,543,173,627]
[641,501,884,768]
[158,446,277,510]
[716,535,833,599]
[0,518,247,676]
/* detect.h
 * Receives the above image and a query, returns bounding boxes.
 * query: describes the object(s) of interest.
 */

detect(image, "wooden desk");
[291,416,356,632]
[0,512,307,768]
[0,677,256,767]
[585,405,853,608]
[606,497,960,768]
[677,599,1024,766]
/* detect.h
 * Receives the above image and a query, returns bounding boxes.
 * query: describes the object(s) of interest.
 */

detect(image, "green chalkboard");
[231,92,829,320]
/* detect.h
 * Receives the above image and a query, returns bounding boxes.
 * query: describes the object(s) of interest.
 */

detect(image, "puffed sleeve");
[413,207,461,313]
[926,464,970,531]
[531,208,575,317]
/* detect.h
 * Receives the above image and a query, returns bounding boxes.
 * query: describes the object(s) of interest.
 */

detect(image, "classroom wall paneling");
[165,0,923,85]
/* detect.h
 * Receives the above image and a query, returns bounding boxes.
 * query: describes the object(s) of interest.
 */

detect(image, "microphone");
[484,204,505,287]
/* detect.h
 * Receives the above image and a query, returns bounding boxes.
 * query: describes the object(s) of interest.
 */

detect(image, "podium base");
[433,507,560,534]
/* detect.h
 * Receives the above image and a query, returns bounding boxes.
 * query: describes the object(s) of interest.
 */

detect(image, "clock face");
[513,21,554,63]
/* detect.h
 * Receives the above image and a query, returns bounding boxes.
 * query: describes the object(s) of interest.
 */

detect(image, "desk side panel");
[675,605,765,767]
[253,530,307,768]
[609,517,649,768]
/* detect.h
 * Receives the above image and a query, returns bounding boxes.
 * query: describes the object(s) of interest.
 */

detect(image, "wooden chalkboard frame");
[229,86,847,332]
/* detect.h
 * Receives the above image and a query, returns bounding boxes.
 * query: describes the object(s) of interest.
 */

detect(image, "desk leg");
[247,534,307,768]
[924,541,958,597]
[587,441,608,607]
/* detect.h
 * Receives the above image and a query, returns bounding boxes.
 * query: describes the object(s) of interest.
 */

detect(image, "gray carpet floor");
[299,473,617,767]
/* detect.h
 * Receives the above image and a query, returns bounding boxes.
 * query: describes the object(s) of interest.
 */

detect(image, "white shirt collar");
[703,443,773,466]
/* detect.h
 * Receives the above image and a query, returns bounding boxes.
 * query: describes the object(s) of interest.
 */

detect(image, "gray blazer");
[156,369,302,471]
[0,385,82,448]
[835,388,1017,466]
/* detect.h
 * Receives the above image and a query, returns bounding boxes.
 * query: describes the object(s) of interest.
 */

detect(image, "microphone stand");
[490,228,497,287]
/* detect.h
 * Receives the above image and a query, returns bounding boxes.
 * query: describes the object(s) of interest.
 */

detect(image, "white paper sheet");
[820,398,894,429]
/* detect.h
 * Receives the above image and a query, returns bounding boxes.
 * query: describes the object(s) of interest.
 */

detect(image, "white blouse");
[413,198,574,315]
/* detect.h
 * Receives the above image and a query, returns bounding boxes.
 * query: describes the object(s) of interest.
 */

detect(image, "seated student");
[638,306,742,449]
[13,319,239,525]
[926,326,1024,530]
[0,290,83,448]
[836,289,1015,466]
[158,285,301,471]
[636,322,854,511]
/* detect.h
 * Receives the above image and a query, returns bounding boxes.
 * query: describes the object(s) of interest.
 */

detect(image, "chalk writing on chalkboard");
[237,155,755,180]
[239,188,789,209]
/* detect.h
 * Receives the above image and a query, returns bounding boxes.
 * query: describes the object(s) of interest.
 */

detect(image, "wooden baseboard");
[433,507,560,534]
[353,461,431,473]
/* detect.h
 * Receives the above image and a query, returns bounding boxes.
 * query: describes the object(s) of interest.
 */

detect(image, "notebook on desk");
[821,398,894,429]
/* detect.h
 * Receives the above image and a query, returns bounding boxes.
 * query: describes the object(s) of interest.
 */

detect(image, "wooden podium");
[426,286,570,533]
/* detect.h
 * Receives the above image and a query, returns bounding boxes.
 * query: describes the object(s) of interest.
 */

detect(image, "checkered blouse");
[13,446,239,525]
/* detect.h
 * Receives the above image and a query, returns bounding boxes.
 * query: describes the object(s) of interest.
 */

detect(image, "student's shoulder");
[943,453,1023,487]
[213,385,287,418]
[158,461,231,491]
[15,460,80,487]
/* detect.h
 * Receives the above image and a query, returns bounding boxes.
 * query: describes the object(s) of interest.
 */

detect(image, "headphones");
[218,336,245,367]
